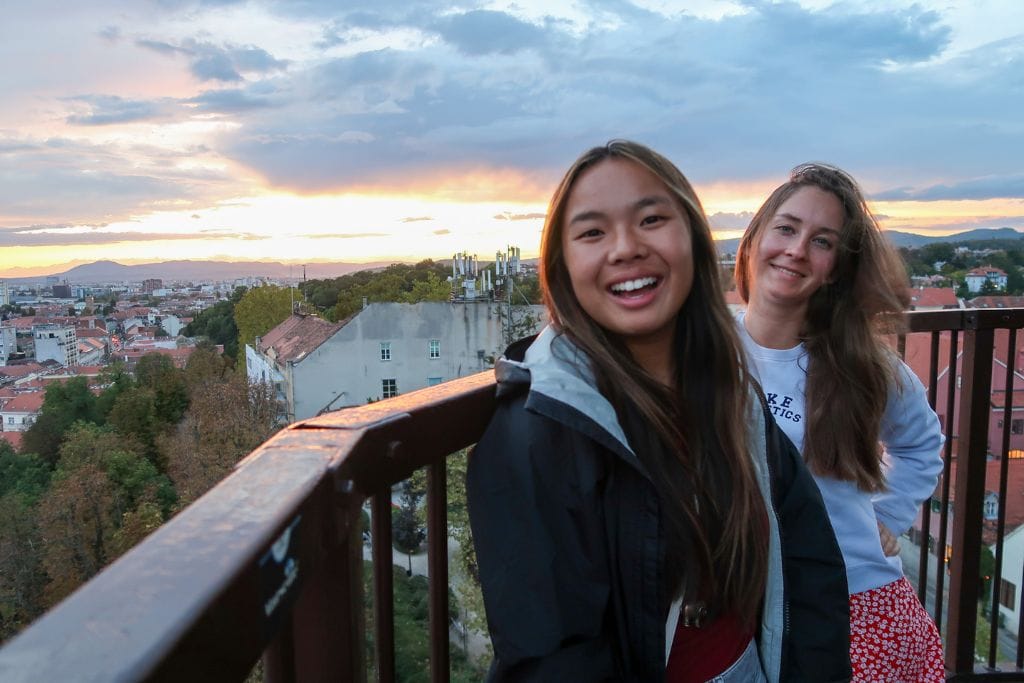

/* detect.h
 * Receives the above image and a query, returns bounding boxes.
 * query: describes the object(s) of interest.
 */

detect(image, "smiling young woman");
[735,163,946,681]
[467,141,851,682]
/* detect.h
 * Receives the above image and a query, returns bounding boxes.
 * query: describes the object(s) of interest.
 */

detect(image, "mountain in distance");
[5,260,398,285]
[713,226,1024,256]
[883,227,1024,248]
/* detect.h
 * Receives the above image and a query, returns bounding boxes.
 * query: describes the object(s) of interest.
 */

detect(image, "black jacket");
[467,329,851,681]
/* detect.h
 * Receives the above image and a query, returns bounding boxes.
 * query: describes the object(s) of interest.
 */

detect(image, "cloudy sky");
[1,0,1022,276]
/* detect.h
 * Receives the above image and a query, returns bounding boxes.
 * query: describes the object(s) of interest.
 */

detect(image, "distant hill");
[884,227,1024,248]
[713,227,1024,256]
[4,259,402,285]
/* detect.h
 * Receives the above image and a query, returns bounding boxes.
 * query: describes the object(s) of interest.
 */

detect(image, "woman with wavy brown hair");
[735,162,945,681]
[467,141,850,682]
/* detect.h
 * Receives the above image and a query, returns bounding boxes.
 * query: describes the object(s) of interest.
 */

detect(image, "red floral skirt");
[849,576,944,682]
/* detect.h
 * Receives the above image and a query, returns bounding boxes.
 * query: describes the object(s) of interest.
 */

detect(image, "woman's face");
[750,185,842,311]
[560,157,694,355]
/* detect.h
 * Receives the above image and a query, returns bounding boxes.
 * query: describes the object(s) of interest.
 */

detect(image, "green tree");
[37,423,175,607]
[183,341,230,387]
[403,271,452,303]
[160,375,279,506]
[0,491,45,642]
[21,377,100,466]
[184,300,239,359]
[135,353,189,425]
[234,285,295,372]
[107,387,161,467]
[393,476,427,575]
[0,445,50,503]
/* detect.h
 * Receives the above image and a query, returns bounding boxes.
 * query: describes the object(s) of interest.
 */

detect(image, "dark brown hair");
[735,162,910,491]
[541,140,767,622]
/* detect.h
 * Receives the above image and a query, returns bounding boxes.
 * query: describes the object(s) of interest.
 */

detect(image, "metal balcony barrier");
[0,309,1023,681]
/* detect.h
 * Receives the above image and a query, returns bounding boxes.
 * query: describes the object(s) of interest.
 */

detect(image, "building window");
[999,578,1017,609]
[6,417,12,424]
[1012,419,1024,435]
[983,495,998,520]
[428,377,443,386]
[382,378,398,399]
[380,342,391,361]
[429,339,440,359]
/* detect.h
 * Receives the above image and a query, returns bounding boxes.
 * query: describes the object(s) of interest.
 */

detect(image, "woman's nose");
[609,227,646,262]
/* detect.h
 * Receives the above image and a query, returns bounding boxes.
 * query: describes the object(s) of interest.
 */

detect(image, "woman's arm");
[467,397,619,681]
[872,360,945,537]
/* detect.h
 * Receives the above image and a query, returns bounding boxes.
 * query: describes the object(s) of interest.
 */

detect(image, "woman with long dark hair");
[735,162,945,681]
[467,141,851,681]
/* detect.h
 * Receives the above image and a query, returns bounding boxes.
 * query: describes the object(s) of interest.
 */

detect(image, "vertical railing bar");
[1018,554,1024,670]
[427,461,450,683]
[918,330,941,603]
[897,332,907,360]
[371,489,396,683]
[988,328,1016,668]
[262,615,296,683]
[936,329,959,631]
[946,324,994,674]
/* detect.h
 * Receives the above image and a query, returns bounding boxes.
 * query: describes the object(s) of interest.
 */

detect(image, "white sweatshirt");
[736,312,945,594]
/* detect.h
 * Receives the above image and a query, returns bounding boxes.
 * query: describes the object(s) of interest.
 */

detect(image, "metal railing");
[0,308,1022,681]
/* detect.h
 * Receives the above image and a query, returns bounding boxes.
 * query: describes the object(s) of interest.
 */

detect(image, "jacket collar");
[495,325,633,456]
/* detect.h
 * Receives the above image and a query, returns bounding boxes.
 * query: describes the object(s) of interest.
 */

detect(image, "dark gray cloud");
[65,95,169,125]
[138,37,288,82]
[189,86,279,113]
[874,174,1024,201]
[432,10,548,56]
[99,25,121,42]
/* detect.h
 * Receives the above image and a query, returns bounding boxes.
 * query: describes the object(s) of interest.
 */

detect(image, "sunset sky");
[1,0,1022,277]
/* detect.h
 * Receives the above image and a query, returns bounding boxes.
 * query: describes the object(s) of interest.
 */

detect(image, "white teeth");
[611,276,657,293]
[773,265,802,277]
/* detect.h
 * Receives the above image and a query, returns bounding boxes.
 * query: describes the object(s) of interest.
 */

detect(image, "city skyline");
[2,0,1023,278]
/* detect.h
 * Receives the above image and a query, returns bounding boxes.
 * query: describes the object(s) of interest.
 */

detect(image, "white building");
[246,301,544,423]
[995,524,1023,636]
[33,323,78,366]
[0,391,44,432]
[0,280,9,306]
[33,324,79,367]
[0,325,15,366]
[965,266,1009,293]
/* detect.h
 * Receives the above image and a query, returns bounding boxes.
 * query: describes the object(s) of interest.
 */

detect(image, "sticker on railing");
[259,514,303,630]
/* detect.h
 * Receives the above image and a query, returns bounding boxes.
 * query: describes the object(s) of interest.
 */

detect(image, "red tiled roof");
[967,266,1007,277]
[9,317,38,330]
[1,392,44,413]
[0,431,23,450]
[969,296,1024,309]
[0,363,46,380]
[945,457,1024,542]
[259,314,344,364]
[909,287,958,308]
[76,328,110,339]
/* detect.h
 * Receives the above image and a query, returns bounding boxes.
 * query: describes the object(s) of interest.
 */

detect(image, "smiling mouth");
[610,276,659,295]
[771,264,803,278]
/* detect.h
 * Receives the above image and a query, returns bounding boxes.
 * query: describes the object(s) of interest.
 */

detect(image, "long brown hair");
[541,140,767,622]
[735,162,910,491]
